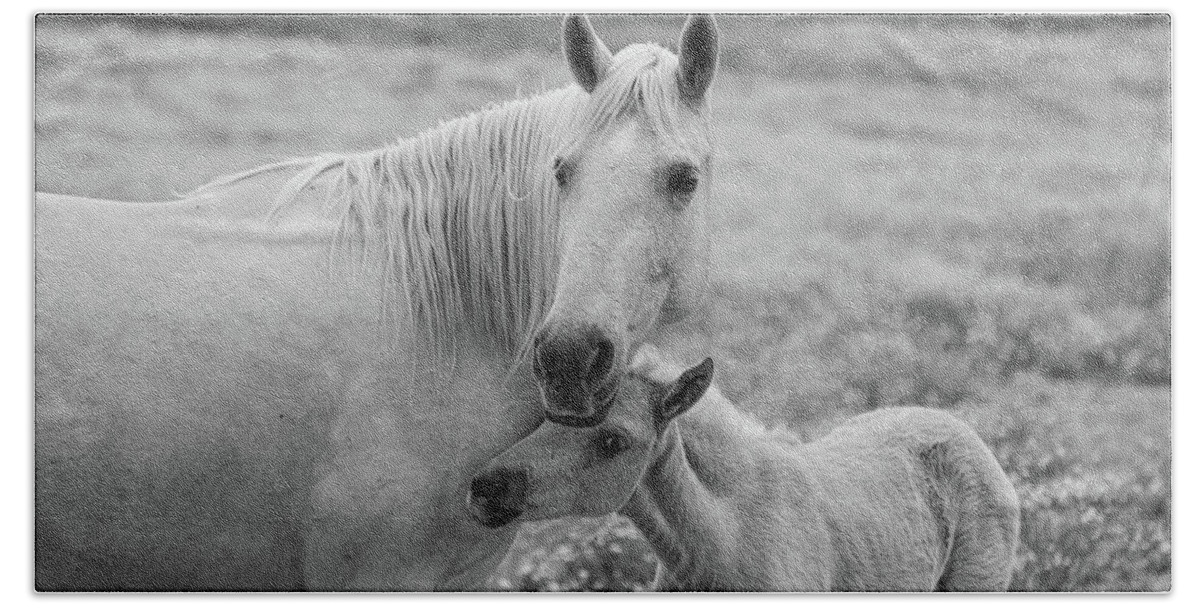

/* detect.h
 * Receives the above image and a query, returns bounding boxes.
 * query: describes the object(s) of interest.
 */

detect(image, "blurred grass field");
[34,14,1170,591]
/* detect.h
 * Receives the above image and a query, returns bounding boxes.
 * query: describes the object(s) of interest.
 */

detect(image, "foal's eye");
[594,430,629,459]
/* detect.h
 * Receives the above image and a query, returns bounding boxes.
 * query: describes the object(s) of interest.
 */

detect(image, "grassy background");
[34,14,1171,591]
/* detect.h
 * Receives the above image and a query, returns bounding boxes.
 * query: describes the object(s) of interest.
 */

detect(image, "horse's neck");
[620,393,790,590]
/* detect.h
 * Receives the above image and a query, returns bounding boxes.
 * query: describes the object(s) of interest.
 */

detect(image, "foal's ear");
[676,15,719,106]
[563,15,613,93]
[658,357,714,425]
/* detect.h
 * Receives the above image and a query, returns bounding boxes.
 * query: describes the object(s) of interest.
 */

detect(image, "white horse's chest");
[303,351,543,589]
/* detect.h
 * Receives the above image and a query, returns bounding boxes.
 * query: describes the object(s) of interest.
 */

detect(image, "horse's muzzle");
[532,322,625,426]
[468,467,528,528]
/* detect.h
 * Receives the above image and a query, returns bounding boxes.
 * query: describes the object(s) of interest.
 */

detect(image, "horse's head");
[533,14,719,427]
[469,348,713,527]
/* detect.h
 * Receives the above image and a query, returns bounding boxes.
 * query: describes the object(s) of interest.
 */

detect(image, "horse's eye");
[663,162,699,201]
[595,430,629,459]
[553,157,571,189]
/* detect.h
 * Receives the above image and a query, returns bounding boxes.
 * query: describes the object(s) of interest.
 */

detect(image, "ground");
[34,14,1170,591]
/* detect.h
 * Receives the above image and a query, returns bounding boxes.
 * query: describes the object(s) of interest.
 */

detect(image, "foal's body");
[633,399,1019,591]
[471,351,1020,592]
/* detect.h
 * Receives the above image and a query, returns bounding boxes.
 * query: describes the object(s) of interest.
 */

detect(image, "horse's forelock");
[561,43,710,161]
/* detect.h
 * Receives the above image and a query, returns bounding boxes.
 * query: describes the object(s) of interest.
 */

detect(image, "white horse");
[35,15,718,590]
[470,347,1021,591]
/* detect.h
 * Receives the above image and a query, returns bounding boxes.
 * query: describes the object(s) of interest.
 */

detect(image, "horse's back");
[35,187,375,590]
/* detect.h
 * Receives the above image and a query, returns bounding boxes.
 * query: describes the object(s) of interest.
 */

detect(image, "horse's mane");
[190,42,702,360]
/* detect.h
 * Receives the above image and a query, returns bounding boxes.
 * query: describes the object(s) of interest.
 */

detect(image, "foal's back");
[799,407,1020,591]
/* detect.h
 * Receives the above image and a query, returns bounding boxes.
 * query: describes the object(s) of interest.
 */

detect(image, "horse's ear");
[657,357,714,425]
[676,14,719,106]
[562,15,613,93]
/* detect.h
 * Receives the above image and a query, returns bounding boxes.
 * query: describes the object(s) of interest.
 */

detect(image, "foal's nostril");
[470,467,528,506]
[469,467,529,528]
[470,473,506,503]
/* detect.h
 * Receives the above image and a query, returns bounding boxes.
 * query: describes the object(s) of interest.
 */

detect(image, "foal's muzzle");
[468,467,528,528]
[532,322,625,427]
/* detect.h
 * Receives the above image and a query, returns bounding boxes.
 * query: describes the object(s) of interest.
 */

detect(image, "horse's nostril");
[586,336,615,388]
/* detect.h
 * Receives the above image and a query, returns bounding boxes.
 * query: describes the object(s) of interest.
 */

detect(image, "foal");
[469,347,1020,591]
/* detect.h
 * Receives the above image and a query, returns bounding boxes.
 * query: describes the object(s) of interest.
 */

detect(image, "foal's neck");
[620,423,729,590]
[619,394,784,590]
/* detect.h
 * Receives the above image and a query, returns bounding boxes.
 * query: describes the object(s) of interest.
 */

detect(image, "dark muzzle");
[532,322,624,427]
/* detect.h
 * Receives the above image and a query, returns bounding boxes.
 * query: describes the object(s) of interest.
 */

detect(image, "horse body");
[36,182,347,590]
[35,174,543,589]
[36,15,720,590]
[470,350,1020,592]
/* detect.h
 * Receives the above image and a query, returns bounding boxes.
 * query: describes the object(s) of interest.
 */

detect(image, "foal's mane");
[191,42,704,359]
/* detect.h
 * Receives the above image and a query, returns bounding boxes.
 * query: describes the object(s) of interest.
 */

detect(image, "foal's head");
[469,348,714,528]
[533,14,719,428]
